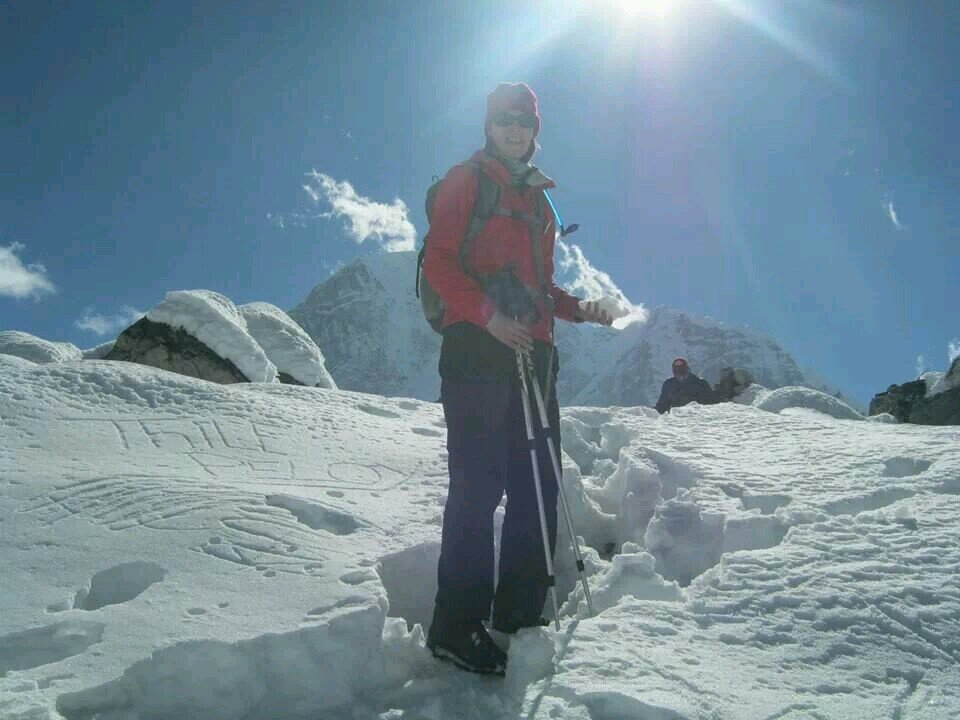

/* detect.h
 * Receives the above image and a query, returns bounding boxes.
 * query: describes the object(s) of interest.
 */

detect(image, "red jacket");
[422,151,582,343]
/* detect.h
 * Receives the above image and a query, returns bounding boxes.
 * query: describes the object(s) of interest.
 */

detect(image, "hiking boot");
[427,620,507,676]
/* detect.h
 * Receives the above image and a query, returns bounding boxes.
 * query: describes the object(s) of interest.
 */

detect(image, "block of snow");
[570,546,683,618]
[239,302,336,388]
[753,386,863,420]
[0,330,82,363]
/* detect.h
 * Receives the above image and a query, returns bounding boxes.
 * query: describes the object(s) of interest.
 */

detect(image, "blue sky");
[2,0,957,405]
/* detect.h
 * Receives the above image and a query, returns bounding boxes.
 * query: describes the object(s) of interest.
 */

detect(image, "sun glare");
[598,0,682,20]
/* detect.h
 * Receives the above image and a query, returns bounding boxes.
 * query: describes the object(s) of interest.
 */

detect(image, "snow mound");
[753,385,863,420]
[146,290,277,383]
[569,546,683,618]
[505,627,556,694]
[868,412,900,424]
[239,302,336,388]
[0,330,83,363]
[732,383,770,405]
[55,600,428,720]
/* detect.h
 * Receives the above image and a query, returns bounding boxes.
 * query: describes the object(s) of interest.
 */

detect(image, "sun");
[597,0,683,20]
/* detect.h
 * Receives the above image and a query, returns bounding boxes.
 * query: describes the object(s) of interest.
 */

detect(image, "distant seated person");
[655,357,717,414]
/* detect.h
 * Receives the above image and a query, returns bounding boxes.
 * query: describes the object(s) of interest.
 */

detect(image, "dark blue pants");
[433,372,560,631]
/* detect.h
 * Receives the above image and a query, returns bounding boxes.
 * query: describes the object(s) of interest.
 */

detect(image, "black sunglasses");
[492,111,537,129]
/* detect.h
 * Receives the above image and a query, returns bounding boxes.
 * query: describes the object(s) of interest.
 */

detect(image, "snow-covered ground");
[1,355,958,719]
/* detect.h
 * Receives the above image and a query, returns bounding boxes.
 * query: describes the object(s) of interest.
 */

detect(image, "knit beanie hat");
[484,82,541,138]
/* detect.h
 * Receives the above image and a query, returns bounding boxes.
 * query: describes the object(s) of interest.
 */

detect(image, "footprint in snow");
[339,569,378,585]
[882,457,932,478]
[73,561,167,611]
[357,403,402,419]
[0,620,105,674]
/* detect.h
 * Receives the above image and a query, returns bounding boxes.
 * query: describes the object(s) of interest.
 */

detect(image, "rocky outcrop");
[869,381,928,422]
[869,357,960,425]
[909,388,960,425]
[104,318,249,384]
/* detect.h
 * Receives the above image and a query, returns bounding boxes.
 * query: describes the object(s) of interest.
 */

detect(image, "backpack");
[415,161,548,333]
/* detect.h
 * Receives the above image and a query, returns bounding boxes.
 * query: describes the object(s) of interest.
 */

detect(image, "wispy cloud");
[555,241,647,328]
[949,340,960,363]
[885,200,903,230]
[0,243,56,299]
[302,171,416,252]
[75,306,144,336]
[916,354,926,377]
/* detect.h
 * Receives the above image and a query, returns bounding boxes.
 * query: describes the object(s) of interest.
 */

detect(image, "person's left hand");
[577,300,613,326]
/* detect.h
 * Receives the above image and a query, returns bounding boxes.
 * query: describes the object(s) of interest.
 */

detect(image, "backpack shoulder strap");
[416,162,492,296]
[459,161,500,276]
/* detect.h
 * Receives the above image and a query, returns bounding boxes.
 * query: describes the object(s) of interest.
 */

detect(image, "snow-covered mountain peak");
[290,252,839,406]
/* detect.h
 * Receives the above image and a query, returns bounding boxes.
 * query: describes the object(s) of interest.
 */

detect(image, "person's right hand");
[486,311,534,354]
[577,300,614,326]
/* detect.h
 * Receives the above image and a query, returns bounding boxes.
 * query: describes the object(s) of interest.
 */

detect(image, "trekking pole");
[524,353,595,618]
[515,350,562,631]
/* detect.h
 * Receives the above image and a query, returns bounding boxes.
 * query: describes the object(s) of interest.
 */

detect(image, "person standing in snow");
[655,357,717,414]
[421,82,612,675]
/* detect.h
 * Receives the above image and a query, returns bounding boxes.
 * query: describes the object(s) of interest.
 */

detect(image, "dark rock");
[869,380,927,423]
[869,359,960,425]
[909,378,960,426]
[104,317,250,384]
[277,372,305,386]
[946,355,960,387]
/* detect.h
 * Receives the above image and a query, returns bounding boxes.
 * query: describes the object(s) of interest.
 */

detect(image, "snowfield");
[1,355,958,719]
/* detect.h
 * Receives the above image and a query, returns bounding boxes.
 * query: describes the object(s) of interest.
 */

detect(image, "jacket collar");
[470,150,556,192]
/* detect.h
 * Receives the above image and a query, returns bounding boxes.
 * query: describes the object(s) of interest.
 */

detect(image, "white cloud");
[303,171,416,252]
[0,243,56,299]
[885,201,903,230]
[949,340,960,363]
[555,240,647,328]
[75,306,145,336]
[916,354,926,377]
